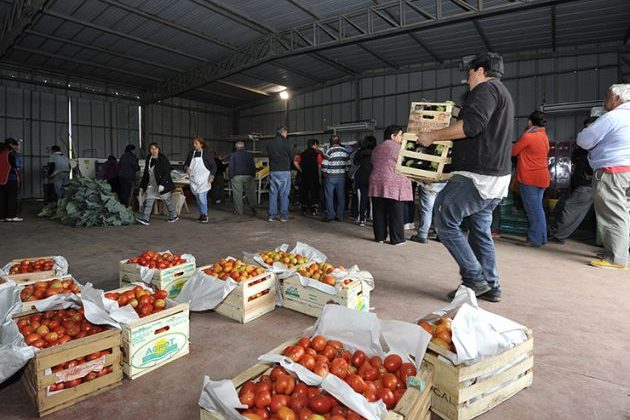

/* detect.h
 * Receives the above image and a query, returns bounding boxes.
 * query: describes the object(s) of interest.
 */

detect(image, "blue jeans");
[324,176,346,220]
[52,173,69,199]
[195,191,208,216]
[417,182,446,239]
[269,171,291,218]
[519,183,547,246]
[435,175,501,290]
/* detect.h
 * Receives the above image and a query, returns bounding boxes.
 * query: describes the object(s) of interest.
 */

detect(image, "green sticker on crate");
[131,332,188,369]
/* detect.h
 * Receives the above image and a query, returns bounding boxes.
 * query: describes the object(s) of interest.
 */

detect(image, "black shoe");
[447,281,492,299]
[427,231,439,240]
[136,217,150,226]
[198,215,208,224]
[334,217,340,222]
[549,236,566,244]
[478,288,502,302]
[409,234,428,244]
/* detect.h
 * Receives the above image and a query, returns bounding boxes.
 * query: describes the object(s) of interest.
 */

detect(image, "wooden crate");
[108,286,190,379]
[424,329,534,420]
[407,101,459,136]
[200,338,432,420]
[21,328,122,417]
[209,267,276,324]
[396,134,453,182]
[119,258,196,298]
[5,257,57,284]
[281,274,370,318]
[15,275,81,317]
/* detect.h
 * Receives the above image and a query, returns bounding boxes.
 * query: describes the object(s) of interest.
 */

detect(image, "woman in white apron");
[184,136,217,223]
[137,142,178,225]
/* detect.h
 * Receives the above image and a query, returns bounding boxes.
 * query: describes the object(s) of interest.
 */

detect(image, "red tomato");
[369,355,382,368]
[313,363,329,377]
[154,289,168,299]
[269,394,290,413]
[44,332,58,343]
[398,363,417,383]
[254,381,272,394]
[382,373,399,391]
[274,374,295,395]
[65,378,82,388]
[270,366,288,381]
[298,408,313,420]
[306,387,320,400]
[379,388,396,409]
[346,374,366,393]
[240,392,255,409]
[351,350,366,368]
[321,346,336,361]
[329,363,348,379]
[310,336,327,352]
[384,354,403,373]
[297,337,310,349]
[291,383,308,400]
[298,354,316,371]
[285,345,305,363]
[308,395,332,415]
[255,390,272,409]
[361,366,379,381]
[289,394,307,412]
[139,303,153,316]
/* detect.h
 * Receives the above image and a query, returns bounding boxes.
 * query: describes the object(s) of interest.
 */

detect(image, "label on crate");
[163,278,188,298]
[130,332,188,369]
[53,355,106,383]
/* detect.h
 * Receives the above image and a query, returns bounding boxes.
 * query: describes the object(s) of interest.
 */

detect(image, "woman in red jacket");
[512,111,550,247]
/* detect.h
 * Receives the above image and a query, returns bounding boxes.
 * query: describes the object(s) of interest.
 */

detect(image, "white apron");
[189,150,212,195]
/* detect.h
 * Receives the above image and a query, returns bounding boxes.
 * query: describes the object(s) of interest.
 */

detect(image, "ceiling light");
[279,90,289,100]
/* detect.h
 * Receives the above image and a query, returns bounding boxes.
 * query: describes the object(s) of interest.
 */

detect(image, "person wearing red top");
[512,111,551,247]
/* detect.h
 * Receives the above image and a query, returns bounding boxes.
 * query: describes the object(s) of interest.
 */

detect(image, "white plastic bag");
[79,283,141,329]
[417,286,528,365]
[0,256,69,281]
[174,262,240,312]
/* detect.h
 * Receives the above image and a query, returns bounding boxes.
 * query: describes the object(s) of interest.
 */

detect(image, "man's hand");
[417,132,434,147]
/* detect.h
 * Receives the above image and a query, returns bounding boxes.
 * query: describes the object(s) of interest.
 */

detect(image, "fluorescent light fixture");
[279,90,289,100]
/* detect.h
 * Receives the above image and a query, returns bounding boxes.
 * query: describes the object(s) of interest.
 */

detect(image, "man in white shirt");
[576,84,630,269]
[417,52,514,302]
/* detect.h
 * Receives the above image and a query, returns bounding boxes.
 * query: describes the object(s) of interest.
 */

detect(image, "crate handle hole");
[173,271,185,278]
[154,326,170,335]
[421,114,435,120]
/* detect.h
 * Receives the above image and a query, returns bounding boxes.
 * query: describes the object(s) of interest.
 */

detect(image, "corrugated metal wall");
[144,98,233,162]
[238,47,621,149]
[0,81,233,198]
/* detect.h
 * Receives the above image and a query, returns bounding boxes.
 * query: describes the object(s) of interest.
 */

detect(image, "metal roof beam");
[189,0,273,34]
[0,0,50,59]
[472,20,492,51]
[43,10,207,62]
[408,32,442,62]
[357,44,399,69]
[142,0,581,103]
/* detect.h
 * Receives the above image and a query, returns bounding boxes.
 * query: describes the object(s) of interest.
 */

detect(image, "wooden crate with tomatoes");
[104,285,190,379]
[119,251,195,299]
[200,336,432,420]
[200,259,276,324]
[15,310,122,417]
[5,257,57,283]
[15,275,82,317]
[281,263,370,318]
[423,329,534,420]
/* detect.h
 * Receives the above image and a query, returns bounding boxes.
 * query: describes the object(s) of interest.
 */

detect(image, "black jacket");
[140,153,175,194]
[452,79,515,176]
[266,135,294,172]
[118,151,140,181]
[183,150,217,176]
[299,147,320,180]
[354,147,374,185]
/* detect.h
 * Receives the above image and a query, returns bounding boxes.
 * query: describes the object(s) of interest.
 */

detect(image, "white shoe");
[6,217,23,222]
[404,223,415,230]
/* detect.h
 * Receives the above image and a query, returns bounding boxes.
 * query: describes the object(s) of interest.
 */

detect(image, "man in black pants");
[417,52,515,302]
[294,139,322,216]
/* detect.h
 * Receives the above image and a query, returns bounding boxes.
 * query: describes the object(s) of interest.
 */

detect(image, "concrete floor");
[1,202,629,420]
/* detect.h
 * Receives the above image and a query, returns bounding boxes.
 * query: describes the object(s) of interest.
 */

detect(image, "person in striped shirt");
[322,134,351,222]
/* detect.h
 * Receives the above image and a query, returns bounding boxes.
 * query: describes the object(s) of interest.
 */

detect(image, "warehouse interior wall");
[237,44,621,151]
[0,80,233,198]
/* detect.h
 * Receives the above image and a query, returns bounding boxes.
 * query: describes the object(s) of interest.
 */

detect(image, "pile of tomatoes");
[282,336,416,410]
[260,250,309,269]
[418,317,456,353]
[104,286,168,317]
[203,258,266,282]
[48,350,114,392]
[296,263,341,286]
[9,258,54,275]
[238,366,364,420]
[19,278,80,302]
[126,251,187,270]
[17,309,106,350]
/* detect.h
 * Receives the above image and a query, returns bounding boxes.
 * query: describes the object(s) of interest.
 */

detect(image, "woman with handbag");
[136,143,179,225]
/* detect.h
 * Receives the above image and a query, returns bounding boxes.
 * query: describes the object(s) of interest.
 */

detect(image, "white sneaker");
[404,223,415,230]
[6,217,23,222]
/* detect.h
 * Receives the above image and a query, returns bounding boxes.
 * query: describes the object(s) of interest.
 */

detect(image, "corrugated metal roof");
[1,0,628,107]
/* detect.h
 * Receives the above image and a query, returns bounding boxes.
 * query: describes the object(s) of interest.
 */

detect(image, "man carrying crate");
[416,52,514,302]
